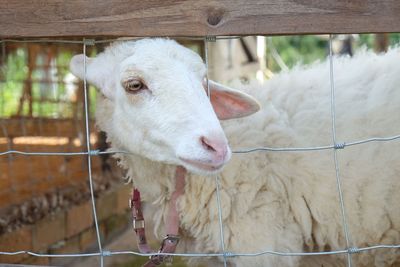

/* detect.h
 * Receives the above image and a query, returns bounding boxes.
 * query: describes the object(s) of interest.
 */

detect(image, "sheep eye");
[124,79,146,93]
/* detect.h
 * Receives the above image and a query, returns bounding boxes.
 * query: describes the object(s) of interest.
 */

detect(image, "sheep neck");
[130,165,186,266]
[116,152,188,236]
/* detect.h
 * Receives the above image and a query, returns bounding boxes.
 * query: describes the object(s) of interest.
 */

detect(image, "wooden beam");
[0,118,93,138]
[0,263,56,267]
[0,265,57,267]
[0,0,399,38]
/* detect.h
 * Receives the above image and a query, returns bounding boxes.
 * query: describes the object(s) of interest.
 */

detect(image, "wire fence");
[0,35,399,267]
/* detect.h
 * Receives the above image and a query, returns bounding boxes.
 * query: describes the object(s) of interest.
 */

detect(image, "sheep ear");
[70,54,89,80]
[70,54,115,100]
[205,80,260,120]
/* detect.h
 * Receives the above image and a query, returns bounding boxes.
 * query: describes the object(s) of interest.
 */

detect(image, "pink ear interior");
[207,81,260,120]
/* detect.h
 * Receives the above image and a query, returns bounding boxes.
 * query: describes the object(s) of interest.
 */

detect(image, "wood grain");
[0,118,91,138]
[0,0,399,38]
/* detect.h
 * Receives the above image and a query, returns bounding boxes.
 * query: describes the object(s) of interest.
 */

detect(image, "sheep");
[70,38,400,267]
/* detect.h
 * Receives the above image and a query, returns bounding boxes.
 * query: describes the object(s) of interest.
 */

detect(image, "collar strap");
[130,167,186,266]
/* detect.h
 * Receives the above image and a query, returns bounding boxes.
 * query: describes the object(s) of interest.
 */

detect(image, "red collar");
[130,166,186,266]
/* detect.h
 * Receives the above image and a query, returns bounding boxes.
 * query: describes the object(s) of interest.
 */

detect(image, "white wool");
[72,40,400,267]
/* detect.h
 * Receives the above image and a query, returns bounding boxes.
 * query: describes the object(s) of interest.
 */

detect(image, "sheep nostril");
[200,136,217,152]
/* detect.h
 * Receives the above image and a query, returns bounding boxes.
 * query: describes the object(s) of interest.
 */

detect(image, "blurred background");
[0,33,399,266]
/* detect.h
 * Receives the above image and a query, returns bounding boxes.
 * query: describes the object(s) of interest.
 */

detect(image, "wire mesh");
[0,35,399,267]
[328,34,352,267]
[82,40,104,267]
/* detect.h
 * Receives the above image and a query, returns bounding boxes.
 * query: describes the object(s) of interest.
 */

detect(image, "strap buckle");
[129,197,133,209]
[129,168,185,267]
[133,218,145,230]
[160,234,180,250]
[149,235,180,265]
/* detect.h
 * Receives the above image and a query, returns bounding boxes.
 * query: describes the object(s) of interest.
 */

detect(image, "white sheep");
[70,38,400,267]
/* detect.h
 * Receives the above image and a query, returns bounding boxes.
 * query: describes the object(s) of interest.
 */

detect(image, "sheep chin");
[178,160,226,176]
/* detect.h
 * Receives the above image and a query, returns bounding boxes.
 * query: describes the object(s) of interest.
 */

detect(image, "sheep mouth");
[179,157,225,173]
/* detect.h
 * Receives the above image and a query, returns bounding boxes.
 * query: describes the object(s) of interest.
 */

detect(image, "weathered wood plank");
[0,118,93,138]
[0,0,399,38]
[0,265,57,267]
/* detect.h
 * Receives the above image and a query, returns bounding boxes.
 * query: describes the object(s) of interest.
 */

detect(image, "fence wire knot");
[348,247,360,254]
[83,38,95,46]
[101,250,112,257]
[334,142,346,149]
[205,36,217,42]
[223,251,234,257]
[89,150,100,156]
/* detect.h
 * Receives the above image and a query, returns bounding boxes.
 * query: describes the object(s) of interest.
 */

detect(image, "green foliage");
[1,35,400,118]
[0,46,96,119]
[266,33,400,73]
[358,34,375,49]
[0,48,26,117]
[389,33,400,46]
[267,35,327,72]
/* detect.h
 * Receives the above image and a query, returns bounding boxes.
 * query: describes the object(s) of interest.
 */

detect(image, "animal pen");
[0,1,400,267]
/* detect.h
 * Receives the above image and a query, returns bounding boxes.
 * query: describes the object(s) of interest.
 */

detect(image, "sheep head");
[70,38,260,175]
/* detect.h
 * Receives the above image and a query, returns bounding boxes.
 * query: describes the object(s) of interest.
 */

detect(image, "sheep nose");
[200,136,229,162]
